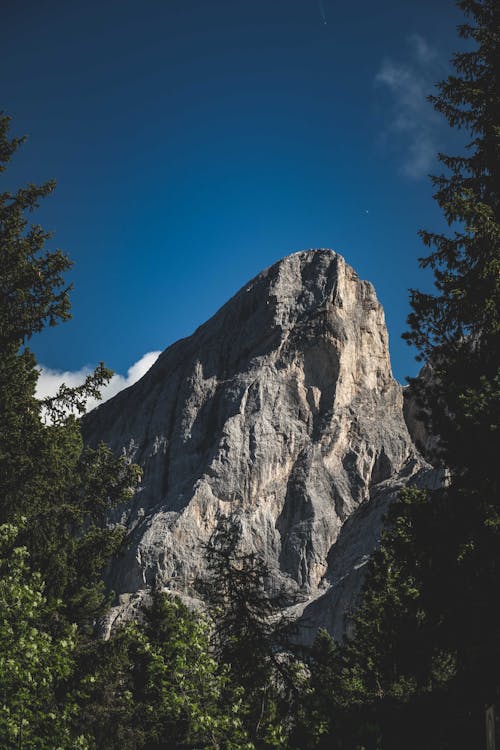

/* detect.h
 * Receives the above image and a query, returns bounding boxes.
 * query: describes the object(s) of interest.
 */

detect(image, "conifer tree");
[402,0,500,721]
[404,0,499,479]
[0,113,140,632]
[201,514,300,749]
[76,593,253,750]
[303,3,500,747]
[0,113,140,745]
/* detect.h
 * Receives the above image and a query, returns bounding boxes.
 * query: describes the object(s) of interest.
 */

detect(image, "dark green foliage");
[402,0,500,727]
[300,3,500,748]
[200,515,302,749]
[0,521,89,749]
[0,113,70,349]
[403,0,500,477]
[0,114,141,747]
[0,113,141,633]
[299,489,485,749]
[76,593,252,750]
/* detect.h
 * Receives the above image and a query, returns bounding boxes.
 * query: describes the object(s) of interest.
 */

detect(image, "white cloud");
[375,34,443,179]
[36,351,162,414]
[409,33,437,65]
[36,364,93,400]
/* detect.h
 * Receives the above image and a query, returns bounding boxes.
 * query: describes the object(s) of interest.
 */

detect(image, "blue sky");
[2,0,464,393]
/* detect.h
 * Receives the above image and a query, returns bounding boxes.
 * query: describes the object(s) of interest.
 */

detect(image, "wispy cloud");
[410,33,437,66]
[375,34,443,179]
[36,351,161,413]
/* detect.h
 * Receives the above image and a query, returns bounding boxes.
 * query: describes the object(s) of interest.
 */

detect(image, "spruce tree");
[0,114,140,745]
[76,593,253,750]
[0,113,140,631]
[303,3,500,747]
[200,514,300,749]
[404,0,499,479]
[402,0,500,722]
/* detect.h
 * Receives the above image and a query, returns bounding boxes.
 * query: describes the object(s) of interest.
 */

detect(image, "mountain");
[83,249,438,642]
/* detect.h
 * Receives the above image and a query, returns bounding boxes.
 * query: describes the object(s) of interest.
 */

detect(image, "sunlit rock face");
[84,249,434,641]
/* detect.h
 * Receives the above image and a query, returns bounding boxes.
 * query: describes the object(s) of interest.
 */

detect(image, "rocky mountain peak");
[84,249,435,640]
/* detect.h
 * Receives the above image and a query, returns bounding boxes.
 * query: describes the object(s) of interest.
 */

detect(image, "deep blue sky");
[3,0,464,383]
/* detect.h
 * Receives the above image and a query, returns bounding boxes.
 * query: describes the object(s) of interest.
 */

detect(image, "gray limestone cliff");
[403,364,441,465]
[83,249,436,642]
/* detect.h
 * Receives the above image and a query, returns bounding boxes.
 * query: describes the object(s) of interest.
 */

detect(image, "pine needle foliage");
[200,514,302,749]
[301,3,500,747]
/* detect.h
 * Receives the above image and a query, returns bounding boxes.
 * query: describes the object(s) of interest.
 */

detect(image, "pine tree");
[404,0,499,478]
[0,113,140,632]
[200,514,300,749]
[402,0,500,722]
[76,593,253,750]
[0,114,141,745]
[301,489,472,750]
[303,4,500,747]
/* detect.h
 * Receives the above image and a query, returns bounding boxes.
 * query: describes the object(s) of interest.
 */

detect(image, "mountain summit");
[84,249,435,640]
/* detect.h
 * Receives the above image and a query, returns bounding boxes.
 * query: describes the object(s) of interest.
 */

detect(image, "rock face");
[403,364,442,465]
[84,249,434,641]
